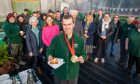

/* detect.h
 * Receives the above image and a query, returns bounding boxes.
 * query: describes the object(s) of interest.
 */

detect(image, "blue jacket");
[83,21,96,45]
[26,25,44,56]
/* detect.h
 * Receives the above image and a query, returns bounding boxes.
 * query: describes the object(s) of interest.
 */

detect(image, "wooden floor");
[78,56,140,84]
[41,55,140,84]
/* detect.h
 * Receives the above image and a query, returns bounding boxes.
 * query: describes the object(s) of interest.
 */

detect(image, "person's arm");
[125,38,129,50]
[39,28,44,53]
[55,25,60,35]
[117,22,122,40]
[46,37,56,61]
[79,22,84,37]
[97,21,101,37]
[42,28,50,46]
[26,30,33,56]
[78,38,86,63]
[106,22,115,39]
[125,28,131,50]
[3,25,19,39]
[87,22,96,36]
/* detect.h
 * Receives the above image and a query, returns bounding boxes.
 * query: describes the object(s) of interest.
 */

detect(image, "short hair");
[104,13,110,17]
[29,16,38,25]
[98,9,103,12]
[63,7,68,10]
[13,12,17,14]
[32,11,37,14]
[56,11,60,13]
[6,13,15,22]
[69,9,78,15]
[24,8,29,12]
[128,16,135,19]
[113,15,119,18]
[62,15,74,23]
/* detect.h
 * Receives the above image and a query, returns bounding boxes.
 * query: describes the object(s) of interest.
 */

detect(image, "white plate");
[48,58,65,69]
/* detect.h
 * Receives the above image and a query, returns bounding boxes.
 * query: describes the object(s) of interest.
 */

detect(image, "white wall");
[0,0,13,17]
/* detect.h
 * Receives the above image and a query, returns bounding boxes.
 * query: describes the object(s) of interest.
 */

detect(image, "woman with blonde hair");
[82,13,96,59]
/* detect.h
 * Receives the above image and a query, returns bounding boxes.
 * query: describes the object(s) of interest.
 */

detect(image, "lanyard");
[64,34,75,56]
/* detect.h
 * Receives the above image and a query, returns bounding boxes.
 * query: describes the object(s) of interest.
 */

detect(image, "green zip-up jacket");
[3,21,22,44]
[46,33,86,80]
[120,22,136,40]
[128,29,140,58]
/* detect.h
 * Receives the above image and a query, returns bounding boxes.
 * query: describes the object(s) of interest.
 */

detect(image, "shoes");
[126,68,131,75]
[101,58,105,63]
[94,58,105,63]
[94,57,98,63]
[110,54,114,57]
[116,62,125,67]
[110,54,115,59]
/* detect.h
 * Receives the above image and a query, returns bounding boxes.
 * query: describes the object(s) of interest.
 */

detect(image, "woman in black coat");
[17,15,28,55]
[94,13,115,63]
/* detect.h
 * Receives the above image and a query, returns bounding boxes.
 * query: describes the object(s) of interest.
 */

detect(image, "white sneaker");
[94,58,98,63]
[101,58,105,63]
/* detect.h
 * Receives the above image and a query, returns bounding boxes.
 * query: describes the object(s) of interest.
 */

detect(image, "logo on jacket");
[74,44,78,48]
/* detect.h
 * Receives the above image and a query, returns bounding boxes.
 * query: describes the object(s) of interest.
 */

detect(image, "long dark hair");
[44,15,55,27]
[16,15,25,24]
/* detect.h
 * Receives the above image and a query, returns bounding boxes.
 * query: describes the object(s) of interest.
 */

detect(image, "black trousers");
[54,76,78,84]
[96,38,108,58]
[128,55,140,73]
[26,56,39,69]
[118,39,128,65]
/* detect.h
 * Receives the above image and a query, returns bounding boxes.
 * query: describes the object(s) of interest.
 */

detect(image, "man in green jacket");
[117,16,136,67]
[46,15,86,84]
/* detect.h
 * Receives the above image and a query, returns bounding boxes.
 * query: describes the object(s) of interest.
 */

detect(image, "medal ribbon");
[64,34,75,56]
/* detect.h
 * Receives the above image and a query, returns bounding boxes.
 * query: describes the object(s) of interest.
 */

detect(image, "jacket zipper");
[66,46,69,80]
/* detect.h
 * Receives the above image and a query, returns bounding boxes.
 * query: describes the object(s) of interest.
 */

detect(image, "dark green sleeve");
[4,27,18,39]
[46,37,56,59]
[79,38,87,60]
[127,29,133,38]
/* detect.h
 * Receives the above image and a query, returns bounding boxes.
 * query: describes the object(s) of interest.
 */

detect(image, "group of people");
[2,6,140,84]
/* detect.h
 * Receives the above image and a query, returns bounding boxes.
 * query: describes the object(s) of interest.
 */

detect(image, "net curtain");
[0,0,13,17]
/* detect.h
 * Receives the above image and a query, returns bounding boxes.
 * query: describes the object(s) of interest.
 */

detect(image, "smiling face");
[46,16,53,26]
[9,17,15,23]
[29,16,38,28]
[103,14,110,22]
[62,17,75,35]
[86,14,93,22]
[18,16,24,23]
[63,7,69,14]
[128,17,135,24]
[56,12,61,20]
[113,15,119,22]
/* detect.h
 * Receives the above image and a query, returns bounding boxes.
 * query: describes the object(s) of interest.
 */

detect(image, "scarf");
[101,18,111,36]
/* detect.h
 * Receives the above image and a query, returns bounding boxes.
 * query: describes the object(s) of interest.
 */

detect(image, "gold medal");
[71,55,78,63]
